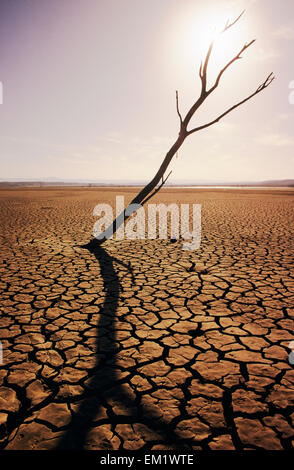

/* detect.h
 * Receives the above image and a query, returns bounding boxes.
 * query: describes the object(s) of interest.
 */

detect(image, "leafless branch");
[187,73,275,136]
[198,11,246,94]
[175,90,183,124]
[201,41,214,93]
[199,61,203,79]
[256,72,275,91]
[208,39,256,93]
[221,10,245,33]
[141,170,172,207]
[185,11,248,127]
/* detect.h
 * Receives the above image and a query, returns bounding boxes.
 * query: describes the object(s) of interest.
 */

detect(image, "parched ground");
[0,186,293,450]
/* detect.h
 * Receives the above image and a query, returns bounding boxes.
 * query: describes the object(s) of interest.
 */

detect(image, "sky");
[0,0,293,183]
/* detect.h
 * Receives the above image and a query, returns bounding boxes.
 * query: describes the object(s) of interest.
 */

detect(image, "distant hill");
[257,179,294,187]
[0,178,293,187]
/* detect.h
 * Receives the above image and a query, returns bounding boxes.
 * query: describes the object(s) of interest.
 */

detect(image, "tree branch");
[141,171,172,207]
[187,73,274,136]
[208,39,256,93]
[199,61,203,79]
[221,10,245,33]
[175,90,183,124]
[201,41,214,93]
[184,11,247,128]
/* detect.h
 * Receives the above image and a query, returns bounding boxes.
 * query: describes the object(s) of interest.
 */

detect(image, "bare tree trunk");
[85,132,186,247]
[130,132,187,205]
[85,12,274,248]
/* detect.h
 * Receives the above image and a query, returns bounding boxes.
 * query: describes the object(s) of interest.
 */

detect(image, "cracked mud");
[0,187,293,450]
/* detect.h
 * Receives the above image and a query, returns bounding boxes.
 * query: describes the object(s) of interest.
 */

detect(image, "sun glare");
[181,8,250,77]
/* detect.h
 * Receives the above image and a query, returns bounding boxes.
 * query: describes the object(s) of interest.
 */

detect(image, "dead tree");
[86,12,274,247]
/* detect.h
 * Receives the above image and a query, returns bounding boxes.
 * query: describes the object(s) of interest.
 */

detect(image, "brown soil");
[0,187,293,450]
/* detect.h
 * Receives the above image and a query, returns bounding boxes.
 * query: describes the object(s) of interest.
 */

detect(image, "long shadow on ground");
[56,243,189,450]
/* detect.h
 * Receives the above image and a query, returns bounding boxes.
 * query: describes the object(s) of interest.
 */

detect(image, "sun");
[182,8,249,76]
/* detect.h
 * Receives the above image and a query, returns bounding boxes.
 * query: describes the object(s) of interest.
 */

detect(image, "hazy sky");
[0,0,293,182]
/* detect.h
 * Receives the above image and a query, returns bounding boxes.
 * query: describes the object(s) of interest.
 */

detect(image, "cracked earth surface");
[0,187,294,450]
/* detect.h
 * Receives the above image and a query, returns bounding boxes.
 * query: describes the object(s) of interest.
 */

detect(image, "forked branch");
[187,72,275,135]
[141,170,172,207]
[183,11,258,129]
[209,39,256,93]
[221,10,245,33]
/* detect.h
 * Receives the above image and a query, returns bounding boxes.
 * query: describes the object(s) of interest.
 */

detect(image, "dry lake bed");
[0,186,293,450]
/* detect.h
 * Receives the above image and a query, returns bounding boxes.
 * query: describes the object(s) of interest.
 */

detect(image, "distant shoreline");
[1,182,294,189]
[1,178,294,188]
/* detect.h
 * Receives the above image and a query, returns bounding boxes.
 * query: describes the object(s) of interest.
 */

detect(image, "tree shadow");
[56,242,189,450]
